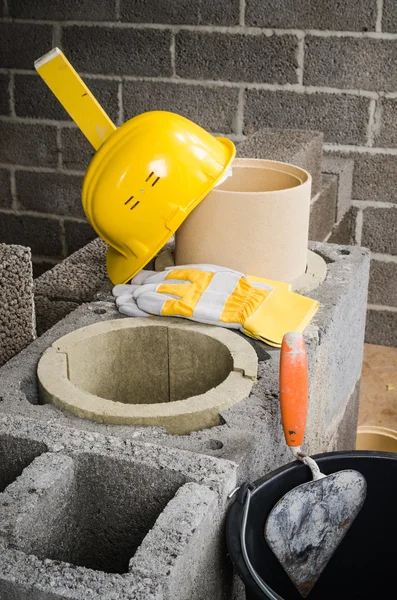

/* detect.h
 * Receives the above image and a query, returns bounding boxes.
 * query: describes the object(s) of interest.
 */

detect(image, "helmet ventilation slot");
[124,196,139,211]
[152,176,160,187]
[145,171,154,182]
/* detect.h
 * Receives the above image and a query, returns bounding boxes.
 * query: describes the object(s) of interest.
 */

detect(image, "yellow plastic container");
[356,426,397,452]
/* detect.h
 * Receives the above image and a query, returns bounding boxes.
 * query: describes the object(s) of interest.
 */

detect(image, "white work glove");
[112,265,272,333]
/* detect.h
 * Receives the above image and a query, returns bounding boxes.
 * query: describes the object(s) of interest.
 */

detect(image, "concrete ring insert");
[37,317,258,435]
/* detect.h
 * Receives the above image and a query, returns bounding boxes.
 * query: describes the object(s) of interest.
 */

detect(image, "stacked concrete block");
[309,175,338,242]
[322,155,354,222]
[34,238,108,335]
[328,207,358,246]
[0,242,369,476]
[0,244,36,366]
[0,415,237,600]
[0,236,370,599]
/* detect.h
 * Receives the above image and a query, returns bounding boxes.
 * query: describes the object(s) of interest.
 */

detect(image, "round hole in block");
[206,439,224,450]
[66,326,234,405]
[340,249,350,256]
[93,308,107,315]
[38,319,258,434]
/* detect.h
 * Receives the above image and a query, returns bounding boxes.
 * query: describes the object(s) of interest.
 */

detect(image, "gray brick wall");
[0,0,396,345]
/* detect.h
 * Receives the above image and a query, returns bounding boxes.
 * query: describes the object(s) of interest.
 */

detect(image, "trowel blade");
[264,470,367,597]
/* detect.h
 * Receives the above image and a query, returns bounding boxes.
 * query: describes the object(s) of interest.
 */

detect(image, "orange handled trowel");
[264,332,367,597]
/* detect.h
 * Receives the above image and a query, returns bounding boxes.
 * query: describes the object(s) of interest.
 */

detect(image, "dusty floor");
[359,344,397,430]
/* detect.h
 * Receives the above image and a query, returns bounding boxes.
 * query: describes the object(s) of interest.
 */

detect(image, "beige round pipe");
[175,158,312,282]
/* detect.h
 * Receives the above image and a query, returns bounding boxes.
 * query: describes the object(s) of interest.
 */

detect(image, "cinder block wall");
[0,0,396,343]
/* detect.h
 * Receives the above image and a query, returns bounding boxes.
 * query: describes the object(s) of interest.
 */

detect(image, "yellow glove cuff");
[243,289,319,348]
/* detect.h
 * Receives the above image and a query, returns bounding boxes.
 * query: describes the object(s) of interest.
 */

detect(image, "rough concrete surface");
[245,0,377,31]
[368,260,397,307]
[322,155,354,221]
[237,128,323,196]
[34,237,108,335]
[0,231,370,599]
[0,242,369,474]
[309,174,338,242]
[243,89,370,145]
[328,207,358,246]
[366,308,397,347]
[0,415,237,600]
[361,206,397,255]
[0,244,36,366]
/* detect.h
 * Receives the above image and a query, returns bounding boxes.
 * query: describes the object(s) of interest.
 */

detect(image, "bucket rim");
[226,450,397,600]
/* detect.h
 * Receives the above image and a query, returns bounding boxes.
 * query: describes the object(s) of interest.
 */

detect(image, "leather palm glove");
[112,264,319,348]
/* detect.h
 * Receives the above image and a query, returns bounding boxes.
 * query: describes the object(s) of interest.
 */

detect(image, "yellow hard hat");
[82,111,235,285]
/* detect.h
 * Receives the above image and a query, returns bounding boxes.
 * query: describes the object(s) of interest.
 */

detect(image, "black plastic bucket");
[226,451,397,600]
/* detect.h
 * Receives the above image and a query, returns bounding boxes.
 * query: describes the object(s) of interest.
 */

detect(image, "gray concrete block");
[0,453,75,556]
[34,239,108,302]
[246,0,377,31]
[368,260,397,307]
[304,36,397,91]
[309,174,338,242]
[0,416,236,599]
[328,207,358,245]
[123,81,239,134]
[0,558,163,600]
[0,434,47,493]
[65,236,107,268]
[374,97,397,147]
[15,74,119,123]
[62,26,172,76]
[9,0,117,20]
[34,238,108,333]
[365,308,397,347]
[121,0,240,25]
[329,151,397,203]
[32,260,59,279]
[0,213,63,257]
[130,482,229,600]
[0,169,12,209]
[0,23,52,70]
[0,244,36,367]
[330,380,361,451]
[175,31,298,83]
[0,74,10,115]
[382,0,397,32]
[5,453,186,573]
[16,171,84,219]
[34,297,80,336]
[237,128,323,196]
[0,122,58,168]
[322,155,354,221]
[362,206,397,254]
[0,243,370,481]
[64,219,97,254]
[244,89,370,145]
[61,127,94,172]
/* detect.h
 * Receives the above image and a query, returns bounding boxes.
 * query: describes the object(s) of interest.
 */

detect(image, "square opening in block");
[18,453,187,574]
[0,435,47,493]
